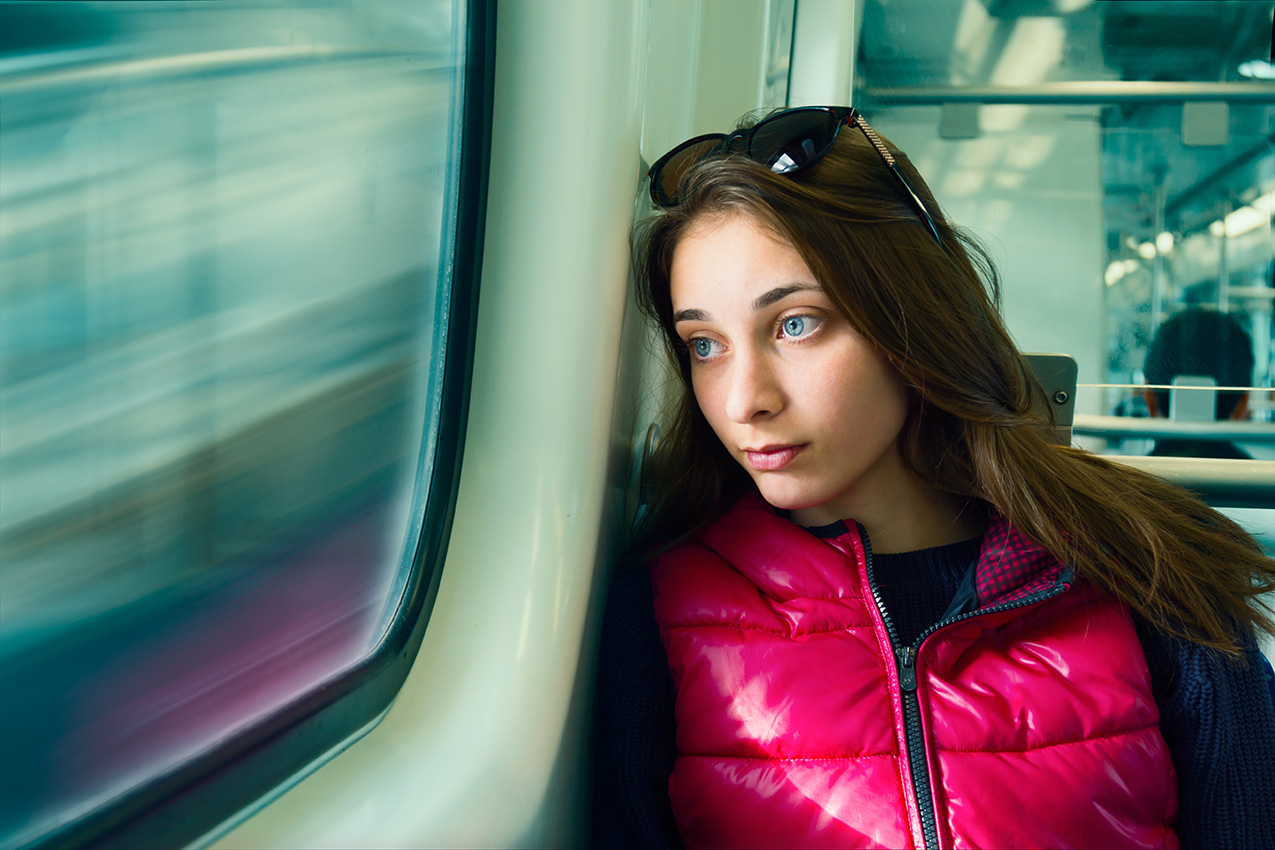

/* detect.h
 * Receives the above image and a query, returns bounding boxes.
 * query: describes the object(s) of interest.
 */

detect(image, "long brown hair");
[632,114,1275,656]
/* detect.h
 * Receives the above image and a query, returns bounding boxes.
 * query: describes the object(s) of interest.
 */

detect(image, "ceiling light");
[953,0,991,74]
[1222,205,1269,237]
[1137,242,1156,260]
[1209,192,1275,237]
[1156,232,1174,254]
[990,18,1065,87]
[1104,261,1125,287]
[1238,60,1275,80]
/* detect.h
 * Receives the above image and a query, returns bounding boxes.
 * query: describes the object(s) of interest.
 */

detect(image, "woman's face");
[669,212,913,527]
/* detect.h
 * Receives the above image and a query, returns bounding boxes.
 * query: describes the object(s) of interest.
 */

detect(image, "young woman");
[593,106,1275,849]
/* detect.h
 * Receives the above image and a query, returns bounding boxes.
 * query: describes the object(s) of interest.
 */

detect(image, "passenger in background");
[594,106,1275,850]
[1143,308,1255,460]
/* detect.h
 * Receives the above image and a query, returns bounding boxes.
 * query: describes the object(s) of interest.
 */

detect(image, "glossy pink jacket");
[650,494,1180,849]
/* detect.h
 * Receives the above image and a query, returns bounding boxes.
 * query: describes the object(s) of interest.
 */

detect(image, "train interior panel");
[0,1,1271,848]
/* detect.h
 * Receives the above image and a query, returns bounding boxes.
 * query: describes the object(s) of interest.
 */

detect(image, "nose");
[723,348,783,424]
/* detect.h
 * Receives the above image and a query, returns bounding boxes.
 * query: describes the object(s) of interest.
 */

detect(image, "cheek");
[689,371,744,455]
[689,371,725,429]
[813,353,909,429]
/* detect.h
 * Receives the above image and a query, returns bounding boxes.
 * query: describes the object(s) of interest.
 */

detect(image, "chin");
[752,476,828,514]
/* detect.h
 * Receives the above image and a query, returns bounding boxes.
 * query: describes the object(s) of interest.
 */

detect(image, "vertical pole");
[1150,173,1167,334]
[1217,197,1230,312]
[788,0,859,106]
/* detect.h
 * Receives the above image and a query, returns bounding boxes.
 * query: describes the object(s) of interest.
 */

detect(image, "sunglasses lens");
[749,110,840,174]
[652,136,723,206]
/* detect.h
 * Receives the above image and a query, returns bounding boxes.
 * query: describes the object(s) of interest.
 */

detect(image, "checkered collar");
[972,513,1072,609]
[717,491,1073,611]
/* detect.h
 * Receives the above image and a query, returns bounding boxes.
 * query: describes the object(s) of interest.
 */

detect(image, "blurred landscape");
[0,3,457,843]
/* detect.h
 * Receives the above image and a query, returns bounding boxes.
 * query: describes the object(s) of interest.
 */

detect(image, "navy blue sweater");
[592,538,1275,849]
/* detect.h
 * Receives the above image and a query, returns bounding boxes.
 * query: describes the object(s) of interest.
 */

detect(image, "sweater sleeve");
[1136,617,1275,850]
[591,566,684,850]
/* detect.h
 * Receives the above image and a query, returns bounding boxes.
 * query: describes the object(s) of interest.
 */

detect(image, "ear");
[1140,388,1161,418]
[1228,392,1250,421]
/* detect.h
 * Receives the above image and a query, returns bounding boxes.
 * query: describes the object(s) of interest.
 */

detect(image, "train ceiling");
[856,0,1275,245]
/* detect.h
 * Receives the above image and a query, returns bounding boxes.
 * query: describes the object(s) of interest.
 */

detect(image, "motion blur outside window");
[0,2,467,845]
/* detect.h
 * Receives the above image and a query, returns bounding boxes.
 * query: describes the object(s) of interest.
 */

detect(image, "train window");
[856,0,1274,463]
[0,1,490,847]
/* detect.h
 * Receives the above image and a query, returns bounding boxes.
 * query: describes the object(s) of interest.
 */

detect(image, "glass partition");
[856,0,1274,464]
[854,0,1275,579]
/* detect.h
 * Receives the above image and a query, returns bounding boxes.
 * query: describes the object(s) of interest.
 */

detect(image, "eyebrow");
[673,283,823,324]
[752,283,822,311]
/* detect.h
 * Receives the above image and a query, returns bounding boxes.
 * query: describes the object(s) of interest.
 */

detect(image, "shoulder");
[1133,617,1275,849]
[598,564,666,674]
[593,565,683,849]
[594,564,676,762]
[1134,614,1274,705]
[1133,613,1275,775]
[603,565,657,631]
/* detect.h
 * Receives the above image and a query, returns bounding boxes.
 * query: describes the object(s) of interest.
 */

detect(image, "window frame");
[24,2,495,847]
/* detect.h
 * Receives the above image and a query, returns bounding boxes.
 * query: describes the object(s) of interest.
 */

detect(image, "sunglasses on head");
[647,105,943,246]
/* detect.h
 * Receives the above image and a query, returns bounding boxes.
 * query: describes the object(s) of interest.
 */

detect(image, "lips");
[743,444,806,471]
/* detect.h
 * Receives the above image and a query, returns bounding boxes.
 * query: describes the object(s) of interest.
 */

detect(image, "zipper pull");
[897,646,917,691]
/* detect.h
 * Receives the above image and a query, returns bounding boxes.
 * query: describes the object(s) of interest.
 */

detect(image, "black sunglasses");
[647,106,943,246]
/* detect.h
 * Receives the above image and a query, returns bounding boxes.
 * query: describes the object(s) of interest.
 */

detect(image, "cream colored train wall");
[208,1,779,847]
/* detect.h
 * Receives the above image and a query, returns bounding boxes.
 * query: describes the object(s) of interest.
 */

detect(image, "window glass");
[0,2,465,844]
[857,0,1274,461]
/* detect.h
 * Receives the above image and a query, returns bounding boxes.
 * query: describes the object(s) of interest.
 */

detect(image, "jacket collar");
[696,490,1071,610]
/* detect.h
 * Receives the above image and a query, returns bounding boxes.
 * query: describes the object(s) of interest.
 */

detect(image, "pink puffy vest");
[650,494,1179,849]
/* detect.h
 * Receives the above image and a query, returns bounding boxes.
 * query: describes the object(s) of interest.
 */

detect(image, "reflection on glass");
[1135,309,1253,459]
[1101,119,1272,460]
[0,2,461,844]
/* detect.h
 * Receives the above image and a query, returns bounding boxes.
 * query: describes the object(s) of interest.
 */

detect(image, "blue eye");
[690,338,719,360]
[781,315,819,339]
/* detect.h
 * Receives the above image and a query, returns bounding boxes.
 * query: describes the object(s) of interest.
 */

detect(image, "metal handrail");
[1109,455,1275,509]
[1074,414,1275,444]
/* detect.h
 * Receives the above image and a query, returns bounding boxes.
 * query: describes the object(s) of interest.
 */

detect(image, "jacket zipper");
[859,528,1067,850]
